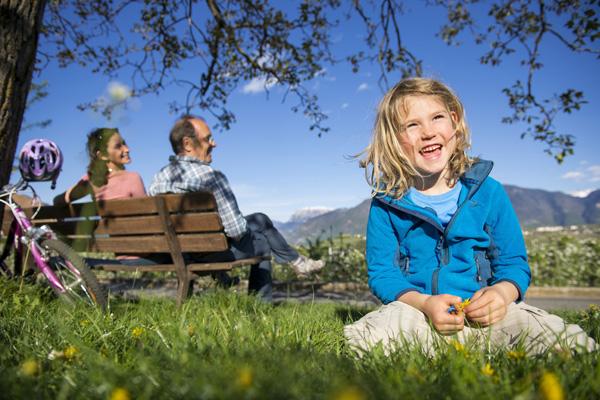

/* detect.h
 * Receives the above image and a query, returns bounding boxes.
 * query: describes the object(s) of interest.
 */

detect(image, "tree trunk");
[0,0,46,226]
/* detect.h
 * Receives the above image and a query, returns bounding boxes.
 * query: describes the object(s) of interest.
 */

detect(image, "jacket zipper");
[376,173,488,297]
[474,253,482,282]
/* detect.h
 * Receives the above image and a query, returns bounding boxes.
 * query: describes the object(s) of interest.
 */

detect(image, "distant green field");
[267,229,600,288]
[0,279,599,399]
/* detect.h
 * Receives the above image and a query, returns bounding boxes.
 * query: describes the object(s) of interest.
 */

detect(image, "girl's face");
[396,95,458,188]
[102,133,131,167]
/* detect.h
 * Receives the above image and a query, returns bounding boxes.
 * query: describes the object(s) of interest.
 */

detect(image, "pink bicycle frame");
[10,204,72,293]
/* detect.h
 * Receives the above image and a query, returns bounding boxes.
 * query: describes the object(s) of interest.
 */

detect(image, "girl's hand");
[464,282,518,326]
[421,294,465,334]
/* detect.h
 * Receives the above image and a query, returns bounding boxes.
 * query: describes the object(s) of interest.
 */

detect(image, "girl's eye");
[433,114,445,120]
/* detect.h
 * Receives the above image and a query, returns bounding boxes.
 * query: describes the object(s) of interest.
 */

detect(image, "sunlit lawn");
[0,278,598,399]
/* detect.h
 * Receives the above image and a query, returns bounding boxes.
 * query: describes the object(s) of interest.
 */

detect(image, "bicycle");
[0,139,107,309]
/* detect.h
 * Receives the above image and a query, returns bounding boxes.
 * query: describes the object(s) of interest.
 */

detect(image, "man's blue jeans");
[192,213,299,301]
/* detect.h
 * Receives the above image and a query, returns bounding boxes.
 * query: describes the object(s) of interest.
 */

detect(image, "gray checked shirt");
[148,155,248,240]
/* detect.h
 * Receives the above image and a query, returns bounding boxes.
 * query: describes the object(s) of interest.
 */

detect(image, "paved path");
[525,297,599,311]
[105,279,600,311]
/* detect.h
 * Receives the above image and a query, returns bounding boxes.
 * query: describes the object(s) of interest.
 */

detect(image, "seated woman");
[53,128,155,267]
[53,127,145,204]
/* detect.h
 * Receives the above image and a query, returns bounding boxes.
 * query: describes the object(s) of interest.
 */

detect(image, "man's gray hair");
[169,115,207,155]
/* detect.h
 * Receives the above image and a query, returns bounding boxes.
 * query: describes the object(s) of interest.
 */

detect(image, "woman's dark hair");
[86,128,119,187]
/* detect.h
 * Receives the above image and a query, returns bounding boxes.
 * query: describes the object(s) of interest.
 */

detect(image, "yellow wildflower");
[109,387,131,400]
[450,339,465,353]
[449,298,471,315]
[236,366,253,389]
[481,363,495,377]
[64,345,78,360]
[187,325,195,337]
[331,386,367,400]
[131,327,145,339]
[80,319,91,327]
[539,372,564,400]
[507,350,526,360]
[20,359,39,376]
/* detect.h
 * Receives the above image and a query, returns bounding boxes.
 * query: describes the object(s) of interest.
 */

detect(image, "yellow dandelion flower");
[20,359,39,376]
[481,363,495,377]
[507,350,526,360]
[450,339,465,352]
[331,386,367,400]
[187,325,195,337]
[539,372,564,400]
[131,327,145,339]
[449,298,472,315]
[109,387,131,400]
[236,366,253,389]
[64,345,78,360]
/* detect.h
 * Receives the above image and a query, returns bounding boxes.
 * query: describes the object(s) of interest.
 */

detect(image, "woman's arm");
[53,179,91,205]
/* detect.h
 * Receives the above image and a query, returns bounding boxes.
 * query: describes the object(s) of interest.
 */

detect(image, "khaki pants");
[344,301,596,356]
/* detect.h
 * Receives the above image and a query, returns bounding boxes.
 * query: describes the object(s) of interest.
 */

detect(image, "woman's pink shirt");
[82,170,146,200]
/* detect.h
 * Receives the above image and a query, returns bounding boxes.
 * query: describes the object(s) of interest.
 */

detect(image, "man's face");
[189,119,216,163]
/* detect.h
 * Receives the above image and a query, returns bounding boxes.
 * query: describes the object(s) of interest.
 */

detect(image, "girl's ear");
[450,111,459,126]
[449,111,461,134]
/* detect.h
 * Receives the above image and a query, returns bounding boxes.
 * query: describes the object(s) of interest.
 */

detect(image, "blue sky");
[14,3,600,221]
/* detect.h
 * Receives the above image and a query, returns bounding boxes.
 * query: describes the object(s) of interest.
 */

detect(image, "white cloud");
[314,68,327,77]
[242,76,277,94]
[341,103,349,109]
[561,171,583,180]
[586,165,600,175]
[561,163,600,189]
[357,83,369,92]
[570,189,594,198]
[107,81,131,102]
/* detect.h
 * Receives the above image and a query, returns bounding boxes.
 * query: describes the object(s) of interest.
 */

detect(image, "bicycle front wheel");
[39,239,108,310]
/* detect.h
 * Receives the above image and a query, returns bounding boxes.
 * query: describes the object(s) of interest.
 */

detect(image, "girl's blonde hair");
[361,77,474,198]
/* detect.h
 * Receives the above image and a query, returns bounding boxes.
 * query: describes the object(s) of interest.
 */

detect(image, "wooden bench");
[1,192,265,305]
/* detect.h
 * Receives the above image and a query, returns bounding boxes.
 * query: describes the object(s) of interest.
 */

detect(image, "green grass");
[0,278,599,399]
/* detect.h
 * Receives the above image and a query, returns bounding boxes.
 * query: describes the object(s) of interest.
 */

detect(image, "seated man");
[148,115,324,300]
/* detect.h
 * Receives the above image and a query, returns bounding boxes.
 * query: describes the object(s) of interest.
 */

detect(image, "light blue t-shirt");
[408,181,463,226]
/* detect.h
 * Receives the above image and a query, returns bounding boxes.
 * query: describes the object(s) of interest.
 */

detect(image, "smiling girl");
[345,77,595,356]
[53,128,146,204]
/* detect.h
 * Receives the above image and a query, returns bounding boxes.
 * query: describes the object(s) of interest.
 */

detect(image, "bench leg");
[176,277,194,307]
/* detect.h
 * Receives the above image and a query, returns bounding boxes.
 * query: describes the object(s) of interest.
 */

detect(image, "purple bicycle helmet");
[19,139,63,188]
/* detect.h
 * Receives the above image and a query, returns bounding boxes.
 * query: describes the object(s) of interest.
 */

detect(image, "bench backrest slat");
[20,212,223,237]
[1,192,229,254]
[91,233,228,253]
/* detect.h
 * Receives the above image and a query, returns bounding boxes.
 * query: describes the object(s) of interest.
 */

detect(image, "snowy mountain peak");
[288,207,332,223]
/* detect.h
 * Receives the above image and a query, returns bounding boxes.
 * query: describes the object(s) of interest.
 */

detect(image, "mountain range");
[276,185,600,243]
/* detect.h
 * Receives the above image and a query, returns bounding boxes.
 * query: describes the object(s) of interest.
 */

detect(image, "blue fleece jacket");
[366,160,531,304]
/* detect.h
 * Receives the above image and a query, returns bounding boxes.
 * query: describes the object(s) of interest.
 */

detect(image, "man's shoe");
[213,271,241,288]
[290,256,325,276]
